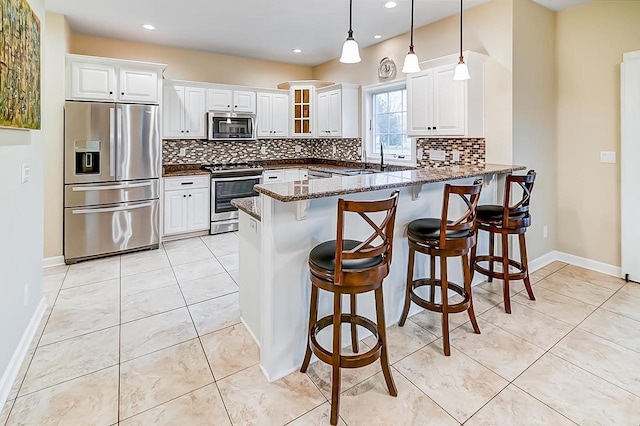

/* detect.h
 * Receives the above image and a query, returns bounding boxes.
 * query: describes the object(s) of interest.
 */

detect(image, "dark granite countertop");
[231,197,261,221]
[162,164,210,177]
[254,164,526,202]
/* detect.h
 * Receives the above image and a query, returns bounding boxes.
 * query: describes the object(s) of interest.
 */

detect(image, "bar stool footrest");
[309,314,383,369]
[409,279,470,314]
[473,255,527,281]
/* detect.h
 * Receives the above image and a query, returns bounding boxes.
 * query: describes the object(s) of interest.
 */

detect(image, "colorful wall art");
[0,0,41,130]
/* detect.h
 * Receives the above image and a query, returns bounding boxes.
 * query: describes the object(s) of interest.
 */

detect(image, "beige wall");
[69,34,313,87]
[312,0,514,164]
[1,0,45,386]
[556,1,640,266]
[43,12,70,259]
[512,0,557,260]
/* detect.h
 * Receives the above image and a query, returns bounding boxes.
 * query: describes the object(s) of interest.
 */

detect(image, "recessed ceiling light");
[374,35,382,39]
[384,1,397,8]
[292,48,302,53]
[142,24,155,30]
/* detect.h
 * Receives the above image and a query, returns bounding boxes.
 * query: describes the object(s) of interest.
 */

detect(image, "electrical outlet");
[357,146,363,156]
[417,148,424,160]
[23,283,29,306]
[429,149,446,161]
[21,163,30,183]
[543,225,548,239]
[260,146,267,155]
[452,150,460,162]
[600,151,616,163]
[332,144,337,155]
[179,148,187,157]
[294,145,302,153]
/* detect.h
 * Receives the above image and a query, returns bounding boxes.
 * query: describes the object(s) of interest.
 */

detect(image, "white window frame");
[362,80,416,167]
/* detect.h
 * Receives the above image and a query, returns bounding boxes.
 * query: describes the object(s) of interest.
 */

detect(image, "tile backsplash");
[416,138,486,168]
[163,137,486,168]
[163,138,362,164]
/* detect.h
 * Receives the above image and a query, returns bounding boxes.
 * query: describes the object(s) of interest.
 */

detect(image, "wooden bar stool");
[300,191,400,425]
[398,180,483,356]
[470,170,537,314]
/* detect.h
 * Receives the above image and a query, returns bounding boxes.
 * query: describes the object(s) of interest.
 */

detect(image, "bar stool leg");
[300,285,318,373]
[375,286,398,396]
[429,255,436,303]
[462,253,481,334]
[350,294,359,353]
[519,233,536,301]
[470,241,477,282]
[488,231,495,283]
[440,256,451,356]
[399,246,415,326]
[502,233,512,314]
[330,292,343,425]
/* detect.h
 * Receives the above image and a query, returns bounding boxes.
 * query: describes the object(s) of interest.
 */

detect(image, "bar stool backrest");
[502,170,536,225]
[439,179,483,249]
[334,191,400,282]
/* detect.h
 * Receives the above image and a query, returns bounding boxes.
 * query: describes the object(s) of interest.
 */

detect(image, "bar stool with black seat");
[300,191,400,425]
[470,170,537,314]
[398,180,483,356]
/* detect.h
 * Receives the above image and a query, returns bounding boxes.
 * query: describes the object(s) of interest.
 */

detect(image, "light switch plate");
[21,163,30,183]
[179,148,187,157]
[452,150,460,162]
[429,150,446,161]
[416,148,424,160]
[332,144,337,155]
[600,151,616,164]
[260,146,267,155]
[295,145,302,153]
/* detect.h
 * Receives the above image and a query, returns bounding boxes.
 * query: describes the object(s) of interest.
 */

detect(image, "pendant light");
[453,0,470,80]
[402,0,420,73]
[340,0,361,63]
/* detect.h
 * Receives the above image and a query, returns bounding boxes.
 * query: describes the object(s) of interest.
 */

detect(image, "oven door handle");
[211,175,263,182]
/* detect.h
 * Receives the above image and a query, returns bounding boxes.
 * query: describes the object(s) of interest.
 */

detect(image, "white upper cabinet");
[315,84,358,138]
[163,85,206,139]
[256,91,289,138]
[119,68,159,103]
[207,88,256,113]
[233,90,256,113]
[207,88,233,111]
[66,54,165,104]
[407,51,485,137]
[69,62,117,101]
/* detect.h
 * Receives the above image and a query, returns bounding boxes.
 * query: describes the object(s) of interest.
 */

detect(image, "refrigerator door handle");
[71,181,154,192]
[109,107,116,177]
[72,201,154,215]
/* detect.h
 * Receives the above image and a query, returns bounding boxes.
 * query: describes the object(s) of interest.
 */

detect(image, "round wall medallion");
[378,57,396,79]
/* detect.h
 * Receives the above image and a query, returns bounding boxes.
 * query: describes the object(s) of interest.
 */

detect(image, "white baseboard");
[240,317,261,349]
[43,256,64,268]
[0,297,46,408]
[528,250,622,278]
[555,251,623,278]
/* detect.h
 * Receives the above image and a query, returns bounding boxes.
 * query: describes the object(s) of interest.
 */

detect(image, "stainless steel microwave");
[208,112,256,141]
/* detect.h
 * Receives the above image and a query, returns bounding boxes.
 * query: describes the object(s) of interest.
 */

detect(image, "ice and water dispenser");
[74,140,101,175]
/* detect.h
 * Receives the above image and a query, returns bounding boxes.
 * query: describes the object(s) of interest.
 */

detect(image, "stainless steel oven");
[210,173,262,234]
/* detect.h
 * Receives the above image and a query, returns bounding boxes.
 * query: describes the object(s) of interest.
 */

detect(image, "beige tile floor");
[3,237,640,425]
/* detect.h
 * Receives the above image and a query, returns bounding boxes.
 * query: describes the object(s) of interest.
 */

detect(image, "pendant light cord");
[459,0,463,60]
[348,0,354,38]
[409,0,415,50]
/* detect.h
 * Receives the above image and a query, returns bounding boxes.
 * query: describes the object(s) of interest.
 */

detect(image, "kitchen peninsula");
[233,164,525,382]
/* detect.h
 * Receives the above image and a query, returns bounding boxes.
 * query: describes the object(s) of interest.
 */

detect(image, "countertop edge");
[231,197,261,221]
[255,164,526,202]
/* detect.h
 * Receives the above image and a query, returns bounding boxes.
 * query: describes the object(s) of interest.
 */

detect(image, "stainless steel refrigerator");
[64,101,161,263]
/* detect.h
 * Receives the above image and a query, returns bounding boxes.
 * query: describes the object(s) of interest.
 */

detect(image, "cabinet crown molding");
[66,53,167,71]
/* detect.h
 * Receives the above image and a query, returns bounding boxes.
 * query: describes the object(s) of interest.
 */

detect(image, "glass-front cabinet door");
[291,86,314,137]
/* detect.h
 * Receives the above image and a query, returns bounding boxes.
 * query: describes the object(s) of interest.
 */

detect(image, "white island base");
[237,174,505,382]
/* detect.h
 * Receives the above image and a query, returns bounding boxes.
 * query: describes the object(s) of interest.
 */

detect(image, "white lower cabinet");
[262,168,308,183]
[163,177,210,236]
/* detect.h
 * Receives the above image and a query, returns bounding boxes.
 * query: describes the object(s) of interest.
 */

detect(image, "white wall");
[0,0,46,398]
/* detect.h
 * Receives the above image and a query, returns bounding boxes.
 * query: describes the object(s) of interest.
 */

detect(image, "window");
[363,82,414,165]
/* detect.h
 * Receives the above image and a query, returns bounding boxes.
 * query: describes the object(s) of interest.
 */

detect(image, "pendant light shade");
[340,0,361,64]
[453,0,470,80]
[402,0,421,74]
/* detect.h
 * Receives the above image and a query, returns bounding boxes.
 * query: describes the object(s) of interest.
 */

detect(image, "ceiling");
[45,0,593,67]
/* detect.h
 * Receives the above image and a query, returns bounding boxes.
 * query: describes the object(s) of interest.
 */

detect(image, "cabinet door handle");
[235,105,238,108]
[268,176,278,179]
[183,194,187,198]
[181,130,185,133]
[227,105,230,107]
[189,194,192,197]
[181,182,194,185]
[121,92,125,95]
[186,130,190,133]
[433,127,437,130]
[109,91,113,95]
[427,127,432,130]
